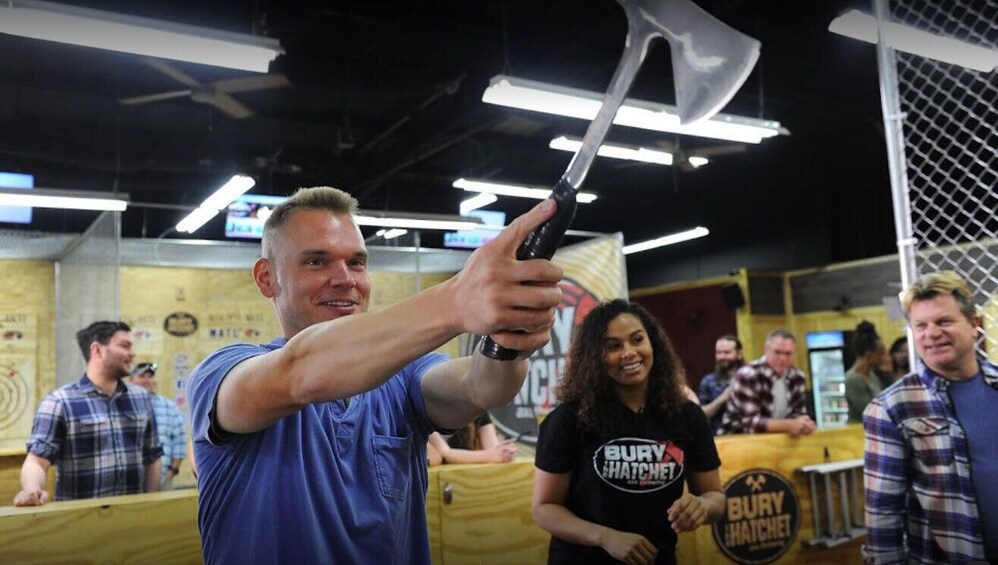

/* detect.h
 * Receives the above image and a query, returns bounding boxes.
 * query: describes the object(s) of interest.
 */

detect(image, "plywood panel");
[427,466,443,565]
[0,490,201,564]
[437,460,549,565]
[0,450,55,505]
[0,260,55,451]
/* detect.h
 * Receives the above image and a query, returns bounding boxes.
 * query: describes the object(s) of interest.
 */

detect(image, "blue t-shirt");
[948,371,998,558]
[188,337,448,564]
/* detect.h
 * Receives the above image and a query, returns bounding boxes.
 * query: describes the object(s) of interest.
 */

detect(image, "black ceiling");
[0,0,899,284]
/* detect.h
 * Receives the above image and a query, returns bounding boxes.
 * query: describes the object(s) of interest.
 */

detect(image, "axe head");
[621,0,761,125]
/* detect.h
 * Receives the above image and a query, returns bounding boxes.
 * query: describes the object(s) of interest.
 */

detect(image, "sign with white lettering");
[712,468,801,564]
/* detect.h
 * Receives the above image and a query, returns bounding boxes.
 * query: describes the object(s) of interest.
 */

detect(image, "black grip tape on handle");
[479,178,578,360]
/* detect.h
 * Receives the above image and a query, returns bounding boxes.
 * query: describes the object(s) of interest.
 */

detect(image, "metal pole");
[872,0,918,362]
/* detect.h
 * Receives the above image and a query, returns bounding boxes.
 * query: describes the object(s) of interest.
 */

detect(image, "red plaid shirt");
[717,357,809,434]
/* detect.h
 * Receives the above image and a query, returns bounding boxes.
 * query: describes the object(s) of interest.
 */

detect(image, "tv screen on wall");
[0,172,35,225]
[443,210,506,250]
[224,194,287,239]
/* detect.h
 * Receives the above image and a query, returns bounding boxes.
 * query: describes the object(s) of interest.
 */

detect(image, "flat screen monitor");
[805,330,845,350]
[443,210,506,249]
[0,172,34,225]
[224,194,287,239]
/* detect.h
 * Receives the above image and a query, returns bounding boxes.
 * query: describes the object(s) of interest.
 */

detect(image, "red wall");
[633,284,737,391]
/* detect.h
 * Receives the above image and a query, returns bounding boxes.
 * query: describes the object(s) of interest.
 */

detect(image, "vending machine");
[805,330,856,429]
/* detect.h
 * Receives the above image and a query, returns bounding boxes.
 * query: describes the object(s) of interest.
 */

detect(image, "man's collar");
[920,358,998,391]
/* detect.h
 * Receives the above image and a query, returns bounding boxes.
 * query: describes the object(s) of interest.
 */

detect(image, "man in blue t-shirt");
[187,186,563,564]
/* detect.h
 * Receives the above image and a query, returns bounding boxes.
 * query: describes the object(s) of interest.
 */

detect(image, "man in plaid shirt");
[13,321,163,505]
[130,362,186,489]
[863,271,997,564]
[718,328,817,436]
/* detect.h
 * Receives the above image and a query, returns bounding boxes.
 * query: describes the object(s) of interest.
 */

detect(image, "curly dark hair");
[852,320,882,358]
[557,299,688,433]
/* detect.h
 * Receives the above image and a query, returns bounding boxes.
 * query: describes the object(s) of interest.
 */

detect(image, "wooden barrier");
[427,425,867,565]
[0,426,866,564]
[0,489,201,564]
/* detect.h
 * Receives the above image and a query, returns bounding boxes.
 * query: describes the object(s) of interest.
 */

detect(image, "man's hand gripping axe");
[481,0,761,360]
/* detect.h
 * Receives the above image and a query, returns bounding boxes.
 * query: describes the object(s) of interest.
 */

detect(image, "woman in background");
[532,299,723,565]
[844,320,887,423]
[426,412,517,465]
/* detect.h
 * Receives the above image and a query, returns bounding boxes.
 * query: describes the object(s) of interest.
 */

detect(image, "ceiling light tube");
[354,210,483,231]
[622,226,710,255]
[375,228,408,240]
[0,0,284,73]
[175,174,255,234]
[453,178,598,203]
[829,9,997,72]
[175,207,219,234]
[549,136,674,166]
[0,187,127,211]
[483,76,789,144]
[460,193,498,215]
[199,175,256,211]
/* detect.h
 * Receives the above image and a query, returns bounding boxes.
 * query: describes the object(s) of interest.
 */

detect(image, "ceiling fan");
[119,58,290,119]
[657,139,747,172]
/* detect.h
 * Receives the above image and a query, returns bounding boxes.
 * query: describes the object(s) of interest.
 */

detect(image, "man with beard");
[698,335,743,434]
[13,321,162,505]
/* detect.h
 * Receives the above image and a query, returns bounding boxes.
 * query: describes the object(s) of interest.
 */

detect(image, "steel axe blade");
[627,0,761,124]
[479,0,760,360]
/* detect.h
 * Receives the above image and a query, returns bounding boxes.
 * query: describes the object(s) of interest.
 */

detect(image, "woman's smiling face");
[602,313,654,391]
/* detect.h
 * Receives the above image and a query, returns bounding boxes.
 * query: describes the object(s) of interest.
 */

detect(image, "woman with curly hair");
[532,299,724,565]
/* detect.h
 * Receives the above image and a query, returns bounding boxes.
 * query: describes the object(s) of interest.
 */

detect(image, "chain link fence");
[55,211,121,386]
[877,0,997,360]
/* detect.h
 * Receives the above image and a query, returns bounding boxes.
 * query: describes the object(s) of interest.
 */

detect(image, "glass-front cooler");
[806,331,855,428]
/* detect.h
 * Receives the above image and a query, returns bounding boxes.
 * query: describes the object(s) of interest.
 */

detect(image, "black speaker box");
[721,283,745,309]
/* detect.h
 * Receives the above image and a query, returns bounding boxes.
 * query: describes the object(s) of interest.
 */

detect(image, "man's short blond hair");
[901,270,977,320]
[262,186,359,259]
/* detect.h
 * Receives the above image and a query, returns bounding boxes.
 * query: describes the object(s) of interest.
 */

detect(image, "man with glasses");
[130,362,187,489]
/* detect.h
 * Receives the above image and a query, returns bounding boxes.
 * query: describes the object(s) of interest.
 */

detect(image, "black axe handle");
[479,178,577,360]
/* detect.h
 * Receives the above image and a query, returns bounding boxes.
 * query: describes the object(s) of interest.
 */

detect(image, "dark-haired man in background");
[698,334,743,434]
[14,321,162,505]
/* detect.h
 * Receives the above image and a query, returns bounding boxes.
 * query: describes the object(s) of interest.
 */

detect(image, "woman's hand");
[600,530,658,565]
[667,493,709,532]
[484,439,517,463]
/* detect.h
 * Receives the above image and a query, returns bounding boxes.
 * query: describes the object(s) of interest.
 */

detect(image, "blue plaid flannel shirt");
[862,359,998,564]
[151,394,186,482]
[26,375,163,500]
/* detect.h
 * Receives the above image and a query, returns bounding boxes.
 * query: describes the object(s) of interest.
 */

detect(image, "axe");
[481,0,760,360]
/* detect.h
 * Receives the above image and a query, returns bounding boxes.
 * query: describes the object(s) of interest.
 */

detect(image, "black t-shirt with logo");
[535,399,721,565]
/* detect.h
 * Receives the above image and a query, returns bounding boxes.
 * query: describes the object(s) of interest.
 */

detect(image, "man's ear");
[90,341,103,361]
[253,257,276,298]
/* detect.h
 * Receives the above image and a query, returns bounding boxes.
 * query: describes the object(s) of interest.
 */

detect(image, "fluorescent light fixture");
[453,178,598,204]
[0,0,284,73]
[354,210,483,231]
[176,207,219,234]
[829,9,997,72]
[460,193,498,215]
[0,186,127,211]
[483,75,789,144]
[549,136,675,166]
[622,226,710,255]
[176,174,255,234]
[375,228,408,240]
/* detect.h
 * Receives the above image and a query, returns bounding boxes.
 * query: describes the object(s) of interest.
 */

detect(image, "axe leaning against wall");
[481,0,761,360]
